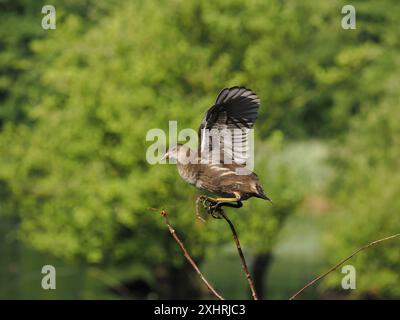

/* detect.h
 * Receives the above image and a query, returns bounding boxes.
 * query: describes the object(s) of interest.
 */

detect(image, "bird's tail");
[255,184,272,203]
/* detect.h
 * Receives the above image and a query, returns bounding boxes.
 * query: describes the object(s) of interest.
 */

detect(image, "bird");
[162,86,271,213]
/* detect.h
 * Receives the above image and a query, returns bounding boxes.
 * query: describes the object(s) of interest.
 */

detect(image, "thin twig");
[289,233,400,300]
[220,211,259,300]
[159,210,225,300]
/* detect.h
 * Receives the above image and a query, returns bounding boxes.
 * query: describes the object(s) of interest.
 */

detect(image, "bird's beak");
[161,152,169,161]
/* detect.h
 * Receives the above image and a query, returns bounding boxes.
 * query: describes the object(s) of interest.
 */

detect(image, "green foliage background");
[0,0,399,299]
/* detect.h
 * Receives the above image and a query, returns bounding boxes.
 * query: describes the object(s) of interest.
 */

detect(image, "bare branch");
[289,233,400,300]
[220,211,259,300]
[159,210,225,300]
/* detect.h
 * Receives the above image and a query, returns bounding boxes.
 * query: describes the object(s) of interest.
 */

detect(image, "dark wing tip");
[215,86,259,105]
[213,86,260,127]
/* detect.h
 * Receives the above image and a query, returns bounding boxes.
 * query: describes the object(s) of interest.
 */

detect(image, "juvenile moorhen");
[162,87,271,216]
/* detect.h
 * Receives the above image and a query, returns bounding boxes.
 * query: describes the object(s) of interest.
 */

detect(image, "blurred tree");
[318,0,400,299]
[324,73,400,298]
[0,0,122,127]
[0,0,42,126]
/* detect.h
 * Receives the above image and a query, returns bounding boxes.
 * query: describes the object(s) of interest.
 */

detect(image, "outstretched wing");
[198,86,260,165]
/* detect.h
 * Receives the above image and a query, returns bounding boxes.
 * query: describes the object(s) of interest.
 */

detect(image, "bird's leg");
[198,196,220,209]
[211,192,242,209]
[218,201,243,209]
[216,191,241,203]
[200,196,218,203]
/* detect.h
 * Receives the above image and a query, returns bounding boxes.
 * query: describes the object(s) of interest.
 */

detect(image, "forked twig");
[220,211,259,300]
[159,210,224,300]
[289,233,400,300]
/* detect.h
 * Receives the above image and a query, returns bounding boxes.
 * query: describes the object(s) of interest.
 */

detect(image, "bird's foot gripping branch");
[195,194,245,222]
[195,195,225,221]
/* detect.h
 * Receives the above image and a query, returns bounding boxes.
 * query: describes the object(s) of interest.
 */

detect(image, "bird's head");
[162,144,196,164]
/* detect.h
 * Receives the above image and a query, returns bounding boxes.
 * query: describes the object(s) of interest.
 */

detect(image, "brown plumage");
[163,87,271,209]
